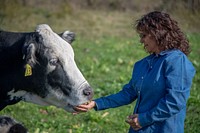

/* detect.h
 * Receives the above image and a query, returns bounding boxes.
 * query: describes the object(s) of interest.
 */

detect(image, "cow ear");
[22,43,37,66]
[59,31,75,44]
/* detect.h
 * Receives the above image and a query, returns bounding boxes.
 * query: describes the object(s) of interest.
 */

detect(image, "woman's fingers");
[74,105,88,112]
[73,101,96,112]
[125,114,142,131]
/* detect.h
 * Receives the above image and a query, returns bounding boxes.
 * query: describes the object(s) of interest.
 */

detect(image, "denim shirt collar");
[159,49,177,56]
[145,49,178,66]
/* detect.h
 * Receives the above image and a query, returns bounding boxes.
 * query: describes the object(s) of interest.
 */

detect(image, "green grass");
[184,33,200,133]
[0,4,200,133]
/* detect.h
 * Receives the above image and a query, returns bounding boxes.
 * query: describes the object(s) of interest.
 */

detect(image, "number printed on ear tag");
[25,64,32,76]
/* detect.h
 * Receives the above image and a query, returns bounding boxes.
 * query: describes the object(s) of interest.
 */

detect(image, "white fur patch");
[35,24,53,34]
[8,90,50,106]
[8,89,27,100]
[35,24,86,90]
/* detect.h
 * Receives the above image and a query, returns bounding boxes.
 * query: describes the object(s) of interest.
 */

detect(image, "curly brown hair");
[135,11,190,55]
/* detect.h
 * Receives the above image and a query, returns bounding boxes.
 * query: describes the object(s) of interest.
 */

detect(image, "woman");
[74,11,196,133]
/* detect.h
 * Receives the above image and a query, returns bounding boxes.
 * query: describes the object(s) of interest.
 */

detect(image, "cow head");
[9,24,93,112]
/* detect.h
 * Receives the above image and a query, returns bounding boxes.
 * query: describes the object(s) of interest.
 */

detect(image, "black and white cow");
[0,116,28,133]
[0,24,93,113]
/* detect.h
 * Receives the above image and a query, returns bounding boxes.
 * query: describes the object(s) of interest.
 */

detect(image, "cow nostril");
[83,88,92,96]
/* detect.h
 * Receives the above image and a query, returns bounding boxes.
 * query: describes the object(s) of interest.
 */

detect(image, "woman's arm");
[74,79,137,112]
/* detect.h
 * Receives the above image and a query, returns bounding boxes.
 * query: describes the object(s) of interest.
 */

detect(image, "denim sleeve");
[94,79,137,111]
[138,54,196,127]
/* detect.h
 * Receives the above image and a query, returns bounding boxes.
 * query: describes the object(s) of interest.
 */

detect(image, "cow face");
[9,24,93,112]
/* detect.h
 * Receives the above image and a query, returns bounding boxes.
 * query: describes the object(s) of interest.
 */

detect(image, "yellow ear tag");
[25,64,32,76]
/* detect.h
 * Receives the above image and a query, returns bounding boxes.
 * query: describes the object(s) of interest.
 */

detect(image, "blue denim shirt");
[94,49,196,133]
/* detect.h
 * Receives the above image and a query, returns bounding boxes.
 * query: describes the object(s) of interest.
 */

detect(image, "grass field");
[0,5,200,133]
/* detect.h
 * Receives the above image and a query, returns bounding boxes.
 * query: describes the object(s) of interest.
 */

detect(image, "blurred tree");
[2,0,199,13]
[187,0,200,13]
[86,0,93,6]
[161,0,200,13]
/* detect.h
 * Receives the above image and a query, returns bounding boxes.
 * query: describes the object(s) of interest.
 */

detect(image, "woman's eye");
[49,58,58,66]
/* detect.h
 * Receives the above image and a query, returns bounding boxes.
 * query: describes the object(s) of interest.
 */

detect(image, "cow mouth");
[82,100,91,105]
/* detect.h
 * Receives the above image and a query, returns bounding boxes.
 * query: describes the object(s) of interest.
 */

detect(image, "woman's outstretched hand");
[73,101,96,114]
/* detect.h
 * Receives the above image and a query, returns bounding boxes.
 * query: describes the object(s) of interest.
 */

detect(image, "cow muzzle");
[78,81,93,100]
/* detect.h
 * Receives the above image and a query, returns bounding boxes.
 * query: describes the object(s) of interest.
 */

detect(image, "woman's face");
[139,31,160,54]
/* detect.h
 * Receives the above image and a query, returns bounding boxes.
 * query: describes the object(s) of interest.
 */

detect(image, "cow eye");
[49,58,58,66]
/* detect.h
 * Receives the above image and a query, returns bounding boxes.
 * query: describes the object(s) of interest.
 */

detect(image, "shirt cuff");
[93,98,105,111]
[138,112,153,127]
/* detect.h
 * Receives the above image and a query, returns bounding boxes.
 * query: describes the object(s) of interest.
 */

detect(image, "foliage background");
[0,0,200,133]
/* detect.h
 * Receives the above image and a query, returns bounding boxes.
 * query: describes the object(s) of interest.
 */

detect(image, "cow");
[0,24,93,113]
[0,116,28,133]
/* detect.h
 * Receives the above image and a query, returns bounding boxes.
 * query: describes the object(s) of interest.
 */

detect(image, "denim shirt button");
[141,76,144,79]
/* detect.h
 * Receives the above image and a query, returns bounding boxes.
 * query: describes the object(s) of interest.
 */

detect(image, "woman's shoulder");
[163,49,195,69]
[163,49,196,77]
[162,49,186,61]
